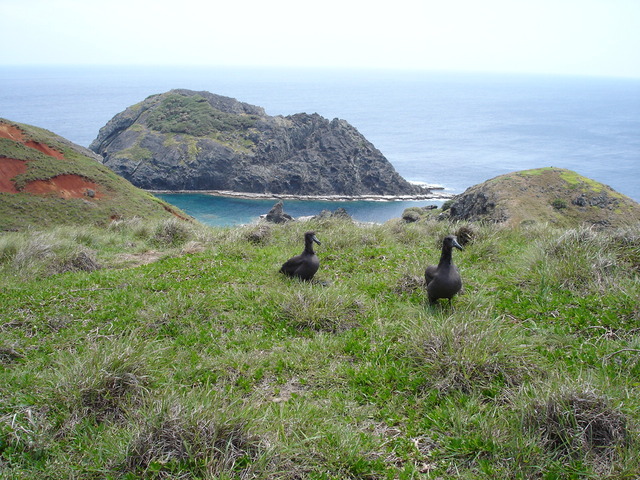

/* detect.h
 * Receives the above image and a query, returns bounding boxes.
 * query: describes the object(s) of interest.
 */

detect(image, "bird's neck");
[304,242,315,254]
[438,247,453,266]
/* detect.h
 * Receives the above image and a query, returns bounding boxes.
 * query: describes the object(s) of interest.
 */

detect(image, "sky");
[1,0,639,78]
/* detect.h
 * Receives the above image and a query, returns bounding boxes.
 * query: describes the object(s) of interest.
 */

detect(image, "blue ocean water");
[1,66,639,225]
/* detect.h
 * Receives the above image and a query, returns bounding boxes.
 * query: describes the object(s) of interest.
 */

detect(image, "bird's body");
[280,231,321,281]
[425,235,463,305]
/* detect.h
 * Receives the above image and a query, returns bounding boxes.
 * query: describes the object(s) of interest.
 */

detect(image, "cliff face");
[89,89,422,196]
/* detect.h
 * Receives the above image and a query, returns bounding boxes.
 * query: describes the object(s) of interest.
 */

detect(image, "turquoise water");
[156,193,443,226]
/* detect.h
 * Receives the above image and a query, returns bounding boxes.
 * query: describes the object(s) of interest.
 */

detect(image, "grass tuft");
[455,224,477,246]
[244,223,272,245]
[123,396,263,478]
[405,313,542,395]
[51,338,156,426]
[9,231,101,276]
[525,387,629,466]
[152,218,193,247]
[276,288,365,332]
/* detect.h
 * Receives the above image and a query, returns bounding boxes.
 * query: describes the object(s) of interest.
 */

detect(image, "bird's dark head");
[305,231,321,245]
[444,235,463,250]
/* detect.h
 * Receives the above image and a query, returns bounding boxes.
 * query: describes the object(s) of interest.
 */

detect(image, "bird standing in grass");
[425,234,464,305]
[280,231,321,281]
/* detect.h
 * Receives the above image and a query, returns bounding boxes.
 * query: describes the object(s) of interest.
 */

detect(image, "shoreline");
[149,188,454,202]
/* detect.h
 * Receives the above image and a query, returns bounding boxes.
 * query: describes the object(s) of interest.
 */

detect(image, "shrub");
[401,207,423,223]
[551,198,568,210]
[441,199,454,211]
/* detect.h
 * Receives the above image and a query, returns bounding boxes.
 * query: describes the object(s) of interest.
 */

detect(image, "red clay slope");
[0,122,102,198]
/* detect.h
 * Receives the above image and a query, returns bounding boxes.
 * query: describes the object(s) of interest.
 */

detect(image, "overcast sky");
[1,0,639,78]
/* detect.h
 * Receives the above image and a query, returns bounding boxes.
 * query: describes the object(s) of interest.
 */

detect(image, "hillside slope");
[443,167,640,227]
[0,119,188,231]
[1,218,639,478]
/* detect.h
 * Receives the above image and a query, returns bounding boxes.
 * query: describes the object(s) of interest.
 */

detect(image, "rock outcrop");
[264,201,293,224]
[90,89,425,197]
[441,167,640,228]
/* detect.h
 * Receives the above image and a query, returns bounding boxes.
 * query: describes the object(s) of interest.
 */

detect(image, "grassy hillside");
[435,167,640,228]
[0,119,187,231]
[1,216,639,479]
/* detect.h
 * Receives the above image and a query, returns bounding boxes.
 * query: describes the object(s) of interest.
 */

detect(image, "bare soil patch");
[0,158,28,193]
[0,123,65,159]
[24,174,103,199]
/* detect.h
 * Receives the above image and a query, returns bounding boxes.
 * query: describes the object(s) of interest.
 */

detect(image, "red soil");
[23,174,103,199]
[0,124,24,142]
[0,122,102,198]
[0,123,65,159]
[24,140,65,159]
[0,158,28,193]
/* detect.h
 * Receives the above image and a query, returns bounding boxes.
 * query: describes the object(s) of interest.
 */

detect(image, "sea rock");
[442,167,640,228]
[90,89,426,197]
[265,201,293,224]
[330,207,351,219]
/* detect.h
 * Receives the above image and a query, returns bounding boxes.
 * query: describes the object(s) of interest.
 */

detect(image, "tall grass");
[1,217,639,478]
[0,218,216,280]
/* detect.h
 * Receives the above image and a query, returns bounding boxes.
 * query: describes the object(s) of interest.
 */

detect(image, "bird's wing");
[425,265,437,285]
[280,254,303,274]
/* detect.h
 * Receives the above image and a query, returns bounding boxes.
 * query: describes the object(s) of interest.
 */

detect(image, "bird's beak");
[453,238,463,250]
[313,235,321,245]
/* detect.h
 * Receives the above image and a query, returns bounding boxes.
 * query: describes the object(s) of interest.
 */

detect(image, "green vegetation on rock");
[112,144,154,163]
[146,93,258,136]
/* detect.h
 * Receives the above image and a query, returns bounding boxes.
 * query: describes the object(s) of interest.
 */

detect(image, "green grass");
[1,217,639,478]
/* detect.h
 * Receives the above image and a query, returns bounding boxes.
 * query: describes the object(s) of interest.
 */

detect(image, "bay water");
[1,66,638,225]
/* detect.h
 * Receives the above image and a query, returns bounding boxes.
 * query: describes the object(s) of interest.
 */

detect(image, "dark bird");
[280,231,321,281]
[425,234,464,305]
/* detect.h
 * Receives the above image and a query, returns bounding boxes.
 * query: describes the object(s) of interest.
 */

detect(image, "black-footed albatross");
[280,231,321,281]
[425,234,463,305]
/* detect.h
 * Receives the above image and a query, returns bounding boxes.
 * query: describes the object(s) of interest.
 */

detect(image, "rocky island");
[90,89,434,198]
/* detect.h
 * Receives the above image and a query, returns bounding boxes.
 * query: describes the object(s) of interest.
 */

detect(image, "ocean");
[1,66,639,225]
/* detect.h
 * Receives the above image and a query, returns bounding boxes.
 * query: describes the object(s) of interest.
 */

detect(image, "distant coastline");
[2,67,638,202]
[148,187,453,202]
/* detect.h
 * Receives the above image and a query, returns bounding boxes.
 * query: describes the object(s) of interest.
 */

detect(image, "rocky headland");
[404,167,640,228]
[90,89,432,198]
